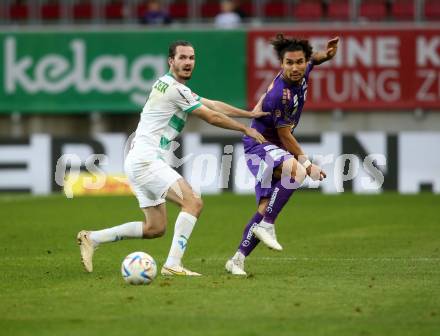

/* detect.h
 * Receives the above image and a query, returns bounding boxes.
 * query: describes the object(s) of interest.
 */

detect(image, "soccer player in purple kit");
[226,34,339,275]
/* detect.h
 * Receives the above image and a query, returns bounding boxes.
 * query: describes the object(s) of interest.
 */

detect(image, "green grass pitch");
[1,192,439,336]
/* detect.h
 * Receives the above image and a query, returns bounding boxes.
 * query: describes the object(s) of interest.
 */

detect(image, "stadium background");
[1,0,439,195]
[1,1,439,336]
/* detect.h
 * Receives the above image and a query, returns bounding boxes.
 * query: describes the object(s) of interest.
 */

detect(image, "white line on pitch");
[190,257,440,262]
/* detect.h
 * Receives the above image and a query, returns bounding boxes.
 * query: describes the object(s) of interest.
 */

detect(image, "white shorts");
[124,154,182,208]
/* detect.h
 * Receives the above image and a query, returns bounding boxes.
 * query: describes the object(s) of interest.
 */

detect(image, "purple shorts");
[244,142,294,204]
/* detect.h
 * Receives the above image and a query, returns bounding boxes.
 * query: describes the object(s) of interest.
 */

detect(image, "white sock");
[232,251,245,266]
[164,212,197,268]
[89,221,143,245]
[259,220,274,228]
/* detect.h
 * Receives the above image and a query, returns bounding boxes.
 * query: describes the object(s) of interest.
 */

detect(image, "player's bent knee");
[192,197,204,215]
[143,226,166,239]
[152,226,166,238]
[142,219,166,239]
[183,196,203,217]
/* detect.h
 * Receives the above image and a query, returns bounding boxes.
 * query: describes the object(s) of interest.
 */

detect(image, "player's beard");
[290,71,304,82]
[178,66,193,80]
[282,71,303,85]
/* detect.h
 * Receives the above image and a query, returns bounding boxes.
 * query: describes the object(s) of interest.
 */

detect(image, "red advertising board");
[247,27,440,110]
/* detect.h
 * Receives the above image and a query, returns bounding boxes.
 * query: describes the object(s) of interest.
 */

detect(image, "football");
[121,252,157,285]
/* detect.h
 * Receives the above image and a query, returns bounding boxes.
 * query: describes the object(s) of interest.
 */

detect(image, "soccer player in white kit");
[77,40,266,276]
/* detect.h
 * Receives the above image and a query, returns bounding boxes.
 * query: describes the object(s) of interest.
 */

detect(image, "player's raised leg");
[77,154,173,273]
[252,158,307,250]
[77,221,142,272]
[77,204,167,273]
[161,178,203,276]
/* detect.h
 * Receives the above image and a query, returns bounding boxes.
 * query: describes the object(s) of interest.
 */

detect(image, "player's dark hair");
[271,33,313,62]
[168,40,194,59]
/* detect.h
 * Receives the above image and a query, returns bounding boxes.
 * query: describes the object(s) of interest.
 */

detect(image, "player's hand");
[306,164,326,181]
[245,127,266,144]
[250,94,270,119]
[249,110,270,118]
[326,37,339,60]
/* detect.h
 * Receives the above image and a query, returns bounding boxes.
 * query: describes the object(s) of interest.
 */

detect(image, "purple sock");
[263,177,298,224]
[238,211,263,256]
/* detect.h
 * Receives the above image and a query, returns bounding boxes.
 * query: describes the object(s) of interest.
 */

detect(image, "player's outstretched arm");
[312,37,339,65]
[277,126,326,181]
[251,94,267,117]
[200,98,268,119]
[192,105,266,144]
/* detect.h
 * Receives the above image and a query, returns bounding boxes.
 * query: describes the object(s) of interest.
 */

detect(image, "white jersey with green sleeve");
[130,73,202,160]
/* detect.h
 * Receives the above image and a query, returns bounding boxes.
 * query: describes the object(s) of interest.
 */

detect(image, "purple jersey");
[243,61,314,150]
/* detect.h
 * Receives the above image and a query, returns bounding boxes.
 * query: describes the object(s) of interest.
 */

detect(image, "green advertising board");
[0,30,246,113]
